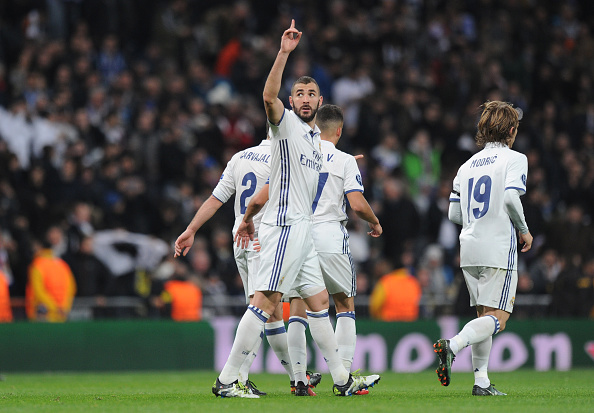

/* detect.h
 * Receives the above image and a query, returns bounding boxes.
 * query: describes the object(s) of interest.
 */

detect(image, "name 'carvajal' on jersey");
[239,151,271,163]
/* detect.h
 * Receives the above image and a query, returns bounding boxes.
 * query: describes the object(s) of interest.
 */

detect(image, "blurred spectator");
[64,235,111,297]
[369,258,421,321]
[155,260,202,322]
[0,269,13,322]
[528,248,563,294]
[25,234,77,322]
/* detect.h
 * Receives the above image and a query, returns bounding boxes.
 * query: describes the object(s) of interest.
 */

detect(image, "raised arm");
[174,195,223,257]
[263,19,302,124]
[346,191,382,237]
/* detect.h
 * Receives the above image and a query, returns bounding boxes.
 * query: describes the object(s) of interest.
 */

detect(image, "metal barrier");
[9,294,553,321]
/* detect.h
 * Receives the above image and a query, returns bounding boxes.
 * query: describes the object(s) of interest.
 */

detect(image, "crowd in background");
[0,0,593,321]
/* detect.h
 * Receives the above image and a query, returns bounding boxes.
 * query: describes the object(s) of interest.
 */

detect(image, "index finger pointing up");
[290,19,295,29]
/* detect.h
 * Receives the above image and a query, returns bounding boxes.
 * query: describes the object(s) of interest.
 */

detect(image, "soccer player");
[244,104,382,395]
[434,101,533,396]
[174,132,294,396]
[212,19,380,398]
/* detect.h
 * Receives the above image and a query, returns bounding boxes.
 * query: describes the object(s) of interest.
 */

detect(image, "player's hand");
[519,231,533,252]
[174,229,195,257]
[253,238,261,253]
[368,221,382,237]
[235,220,255,249]
[280,19,302,53]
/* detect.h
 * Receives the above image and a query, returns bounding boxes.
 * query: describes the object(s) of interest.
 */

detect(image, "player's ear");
[337,126,343,139]
[318,95,323,106]
[289,95,294,108]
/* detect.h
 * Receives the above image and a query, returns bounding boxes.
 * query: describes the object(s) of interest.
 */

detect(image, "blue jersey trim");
[345,189,363,195]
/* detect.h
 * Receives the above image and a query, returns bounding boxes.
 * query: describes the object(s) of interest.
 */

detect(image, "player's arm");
[504,189,533,252]
[235,183,270,248]
[174,195,224,257]
[448,200,463,225]
[448,174,463,225]
[345,191,382,237]
[263,19,302,124]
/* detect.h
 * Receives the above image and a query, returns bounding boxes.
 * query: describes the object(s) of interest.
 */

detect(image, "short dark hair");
[316,104,343,131]
[291,76,319,96]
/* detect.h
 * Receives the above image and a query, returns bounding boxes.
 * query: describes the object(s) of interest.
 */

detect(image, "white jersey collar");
[484,142,508,149]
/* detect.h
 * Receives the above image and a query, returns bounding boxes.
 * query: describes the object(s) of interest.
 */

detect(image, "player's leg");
[470,305,509,396]
[333,293,356,371]
[287,296,312,395]
[264,301,294,386]
[235,248,263,388]
[214,290,281,398]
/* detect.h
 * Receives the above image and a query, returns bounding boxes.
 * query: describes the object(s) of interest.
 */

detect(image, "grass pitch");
[1,369,593,412]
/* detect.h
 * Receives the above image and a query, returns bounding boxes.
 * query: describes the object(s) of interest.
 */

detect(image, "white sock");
[335,311,356,371]
[265,320,294,381]
[472,336,492,388]
[307,309,350,386]
[219,305,269,384]
[288,316,308,384]
[238,327,263,384]
[450,315,499,355]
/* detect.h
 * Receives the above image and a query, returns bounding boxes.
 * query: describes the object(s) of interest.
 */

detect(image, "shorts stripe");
[265,326,287,336]
[288,316,308,328]
[268,226,291,290]
[348,251,356,296]
[340,225,349,254]
[499,221,516,309]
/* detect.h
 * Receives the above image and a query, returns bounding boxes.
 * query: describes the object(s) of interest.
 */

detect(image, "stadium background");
[0,0,593,372]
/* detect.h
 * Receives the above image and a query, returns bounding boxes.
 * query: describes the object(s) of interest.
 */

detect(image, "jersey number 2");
[240,172,257,214]
[467,175,492,222]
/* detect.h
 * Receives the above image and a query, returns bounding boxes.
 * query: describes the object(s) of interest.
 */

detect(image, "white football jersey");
[311,140,364,253]
[451,142,528,269]
[262,109,322,226]
[212,140,271,240]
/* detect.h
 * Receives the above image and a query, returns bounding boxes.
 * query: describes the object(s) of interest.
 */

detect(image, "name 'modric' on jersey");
[470,155,498,168]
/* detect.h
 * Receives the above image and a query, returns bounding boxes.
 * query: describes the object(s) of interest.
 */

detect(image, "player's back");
[212,140,271,234]
[312,140,363,224]
[454,143,527,269]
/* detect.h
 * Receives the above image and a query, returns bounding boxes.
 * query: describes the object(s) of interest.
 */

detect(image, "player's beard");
[296,104,318,123]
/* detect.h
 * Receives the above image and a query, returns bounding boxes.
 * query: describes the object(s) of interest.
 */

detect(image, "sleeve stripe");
[267,109,285,127]
[345,189,363,194]
[212,193,225,203]
[505,186,526,192]
[449,198,460,202]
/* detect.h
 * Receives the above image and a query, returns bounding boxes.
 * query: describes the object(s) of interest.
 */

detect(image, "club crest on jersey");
[356,174,363,186]
[219,173,224,180]
[521,174,526,186]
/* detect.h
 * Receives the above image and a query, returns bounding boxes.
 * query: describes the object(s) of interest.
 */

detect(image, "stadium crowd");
[0,0,593,321]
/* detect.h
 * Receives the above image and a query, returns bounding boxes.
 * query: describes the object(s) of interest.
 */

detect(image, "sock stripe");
[306,310,329,318]
[487,315,500,335]
[248,305,269,323]
[265,326,286,336]
[288,316,308,328]
[336,311,356,320]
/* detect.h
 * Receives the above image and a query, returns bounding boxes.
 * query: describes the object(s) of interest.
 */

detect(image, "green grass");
[1,370,593,412]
